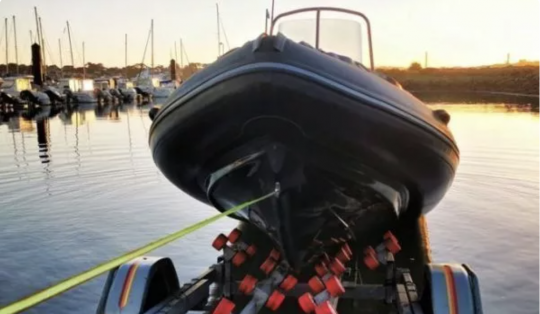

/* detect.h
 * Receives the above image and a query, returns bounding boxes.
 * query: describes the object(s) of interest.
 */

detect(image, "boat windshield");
[0,80,15,89]
[0,78,31,91]
[118,81,134,89]
[273,9,372,68]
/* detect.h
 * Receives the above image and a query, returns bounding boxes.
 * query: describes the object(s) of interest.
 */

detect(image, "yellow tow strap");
[0,191,277,314]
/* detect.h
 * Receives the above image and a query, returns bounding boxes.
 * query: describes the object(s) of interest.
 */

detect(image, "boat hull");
[152,87,174,98]
[149,35,459,269]
[74,91,98,104]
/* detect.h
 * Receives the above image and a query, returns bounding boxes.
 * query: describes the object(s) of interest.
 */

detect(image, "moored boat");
[0,75,51,106]
[73,79,99,103]
[115,78,137,101]
[135,69,175,99]
[57,78,99,104]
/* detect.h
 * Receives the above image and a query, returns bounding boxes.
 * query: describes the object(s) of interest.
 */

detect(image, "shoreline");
[410,90,539,98]
[380,65,539,96]
[468,91,539,98]
[408,90,539,111]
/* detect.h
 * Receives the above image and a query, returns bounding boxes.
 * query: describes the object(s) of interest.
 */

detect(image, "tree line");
[379,64,539,95]
[0,62,206,80]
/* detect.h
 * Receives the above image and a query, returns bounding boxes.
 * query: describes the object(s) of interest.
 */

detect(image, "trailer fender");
[422,263,483,314]
[97,256,180,314]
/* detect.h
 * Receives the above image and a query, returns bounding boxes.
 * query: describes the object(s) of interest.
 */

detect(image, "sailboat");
[134,20,177,100]
[58,22,98,104]
[115,34,137,101]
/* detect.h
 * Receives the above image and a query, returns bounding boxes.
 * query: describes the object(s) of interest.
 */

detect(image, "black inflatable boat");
[149,8,459,270]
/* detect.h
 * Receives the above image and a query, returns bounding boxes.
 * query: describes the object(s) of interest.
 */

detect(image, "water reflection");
[415,91,539,111]
[95,103,120,121]
[36,119,50,164]
[0,101,156,166]
[1,99,535,171]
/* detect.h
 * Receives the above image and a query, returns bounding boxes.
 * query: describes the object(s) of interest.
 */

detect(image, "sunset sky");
[0,0,538,68]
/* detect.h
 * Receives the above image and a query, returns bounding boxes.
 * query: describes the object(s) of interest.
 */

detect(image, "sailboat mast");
[29,31,33,45]
[82,42,86,79]
[13,16,19,75]
[174,41,178,61]
[180,38,183,68]
[271,0,275,22]
[34,7,41,47]
[58,38,63,77]
[66,21,74,67]
[124,34,127,72]
[151,19,154,73]
[4,18,8,75]
[216,3,221,58]
[39,17,46,71]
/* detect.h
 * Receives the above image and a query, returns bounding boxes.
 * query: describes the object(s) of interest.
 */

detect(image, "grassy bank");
[379,66,539,95]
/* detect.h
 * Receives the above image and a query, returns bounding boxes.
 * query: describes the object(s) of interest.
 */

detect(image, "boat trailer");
[96,229,483,314]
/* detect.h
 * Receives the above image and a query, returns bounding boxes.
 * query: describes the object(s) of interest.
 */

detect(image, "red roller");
[260,257,277,275]
[213,298,235,314]
[314,263,328,277]
[212,234,228,251]
[232,251,247,267]
[364,253,379,270]
[269,248,281,260]
[227,228,242,244]
[265,290,285,311]
[239,275,258,294]
[324,275,346,297]
[363,246,376,256]
[342,243,353,256]
[329,258,345,276]
[315,301,338,314]
[336,247,351,263]
[246,244,257,257]
[384,232,401,254]
[308,276,325,294]
[298,293,317,313]
[279,275,298,292]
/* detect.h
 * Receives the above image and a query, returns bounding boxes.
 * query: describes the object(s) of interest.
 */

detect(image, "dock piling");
[32,43,43,86]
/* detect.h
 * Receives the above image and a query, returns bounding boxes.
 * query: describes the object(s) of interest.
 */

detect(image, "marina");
[0,8,182,109]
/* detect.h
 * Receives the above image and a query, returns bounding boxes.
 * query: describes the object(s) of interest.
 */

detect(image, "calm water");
[0,101,538,313]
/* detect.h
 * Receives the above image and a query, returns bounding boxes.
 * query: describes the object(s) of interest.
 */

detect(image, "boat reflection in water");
[0,101,159,172]
[36,119,51,164]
